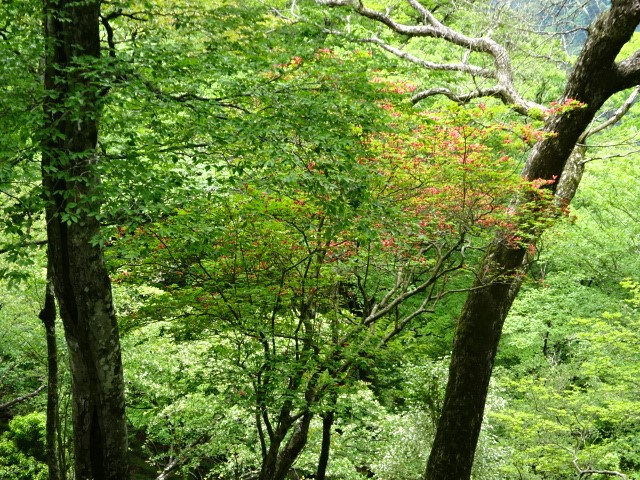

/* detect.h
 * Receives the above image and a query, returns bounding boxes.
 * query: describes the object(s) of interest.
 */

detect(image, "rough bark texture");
[41,1,129,479]
[425,3,640,479]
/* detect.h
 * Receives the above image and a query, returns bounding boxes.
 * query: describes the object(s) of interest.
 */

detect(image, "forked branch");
[317,0,541,114]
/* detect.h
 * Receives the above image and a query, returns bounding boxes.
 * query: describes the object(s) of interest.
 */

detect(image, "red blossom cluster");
[277,55,303,69]
[545,98,586,116]
[371,76,417,94]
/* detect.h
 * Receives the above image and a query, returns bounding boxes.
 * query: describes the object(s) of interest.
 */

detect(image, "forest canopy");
[1,1,639,480]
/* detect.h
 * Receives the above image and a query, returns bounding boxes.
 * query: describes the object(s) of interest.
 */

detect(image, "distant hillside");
[508,0,610,52]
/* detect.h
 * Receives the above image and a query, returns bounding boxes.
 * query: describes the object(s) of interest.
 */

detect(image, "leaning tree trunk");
[425,3,640,479]
[41,1,129,479]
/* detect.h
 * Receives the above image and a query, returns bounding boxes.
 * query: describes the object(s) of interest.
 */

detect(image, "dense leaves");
[1,0,639,479]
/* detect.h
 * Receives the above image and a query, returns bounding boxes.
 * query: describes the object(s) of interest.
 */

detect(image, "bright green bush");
[0,412,47,480]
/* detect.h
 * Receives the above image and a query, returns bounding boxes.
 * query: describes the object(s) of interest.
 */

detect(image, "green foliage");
[293,362,508,480]
[542,104,640,292]
[494,113,640,477]
[104,79,533,475]
[122,321,261,477]
[494,281,640,479]
[4,412,46,460]
[2,0,639,478]
[0,277,47,412]
[499,271,617,371]
[0,413,47,480]
[0,0,45,282]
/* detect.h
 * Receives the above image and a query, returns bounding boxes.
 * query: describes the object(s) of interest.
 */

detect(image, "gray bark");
[41,1,129,479]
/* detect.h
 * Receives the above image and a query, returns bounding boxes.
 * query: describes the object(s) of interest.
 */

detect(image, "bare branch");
[581,148,640,163]
[556,85,640,202]
[359,36,495,78]
[154,436,210,480]
[155,458,179,480]
[583,86,640,140]
[573,456,628,479]
[317,0,541,115]
[0,385,46,411]
[411,86,506,105]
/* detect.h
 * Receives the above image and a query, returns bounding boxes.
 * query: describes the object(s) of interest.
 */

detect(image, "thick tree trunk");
[425,3,640,479]
[41,1,129,479]
[424,242,527,480]
[39,277,61,480]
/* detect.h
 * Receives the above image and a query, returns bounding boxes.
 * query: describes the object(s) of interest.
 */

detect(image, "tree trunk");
[316,409,335,480]
[425,3,640,479]
[259,411,314,480]
[259,429,288,480]
[41,1,129,479]
[40,276,61,480]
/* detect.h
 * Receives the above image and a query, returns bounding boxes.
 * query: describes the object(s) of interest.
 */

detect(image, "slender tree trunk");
[40,276,61,480]
[274,411,313,480]
[425,3,640,479]
[316,409,335,480]
[41,1,129,479]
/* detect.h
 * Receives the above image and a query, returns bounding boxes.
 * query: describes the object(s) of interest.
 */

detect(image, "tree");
[4,0,639,477]
[39,275,62,480]
[41,1,128,478]
[111,71,535,478]
[315,1,640,478]
[427,5,640,478]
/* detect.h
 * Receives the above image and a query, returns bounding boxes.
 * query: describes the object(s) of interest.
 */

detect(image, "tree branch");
[574,457,628,479]
[0,240,47,255]
[318,0,541,115]
[155,458,179,480]
[583,85,640,141]
[615,49,640,90]
[359,36,495,78]
[154,435,210,480]
[0,385,46,411]
[411,86,506,105]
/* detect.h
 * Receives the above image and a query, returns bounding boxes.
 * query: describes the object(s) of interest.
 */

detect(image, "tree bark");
[425,3,640,479]
[258,410,314,480]
[316,408,335,480]
[0,385,45,412]
[40,276,61,480]
[41,1,129,479]
[274,411,313,480]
